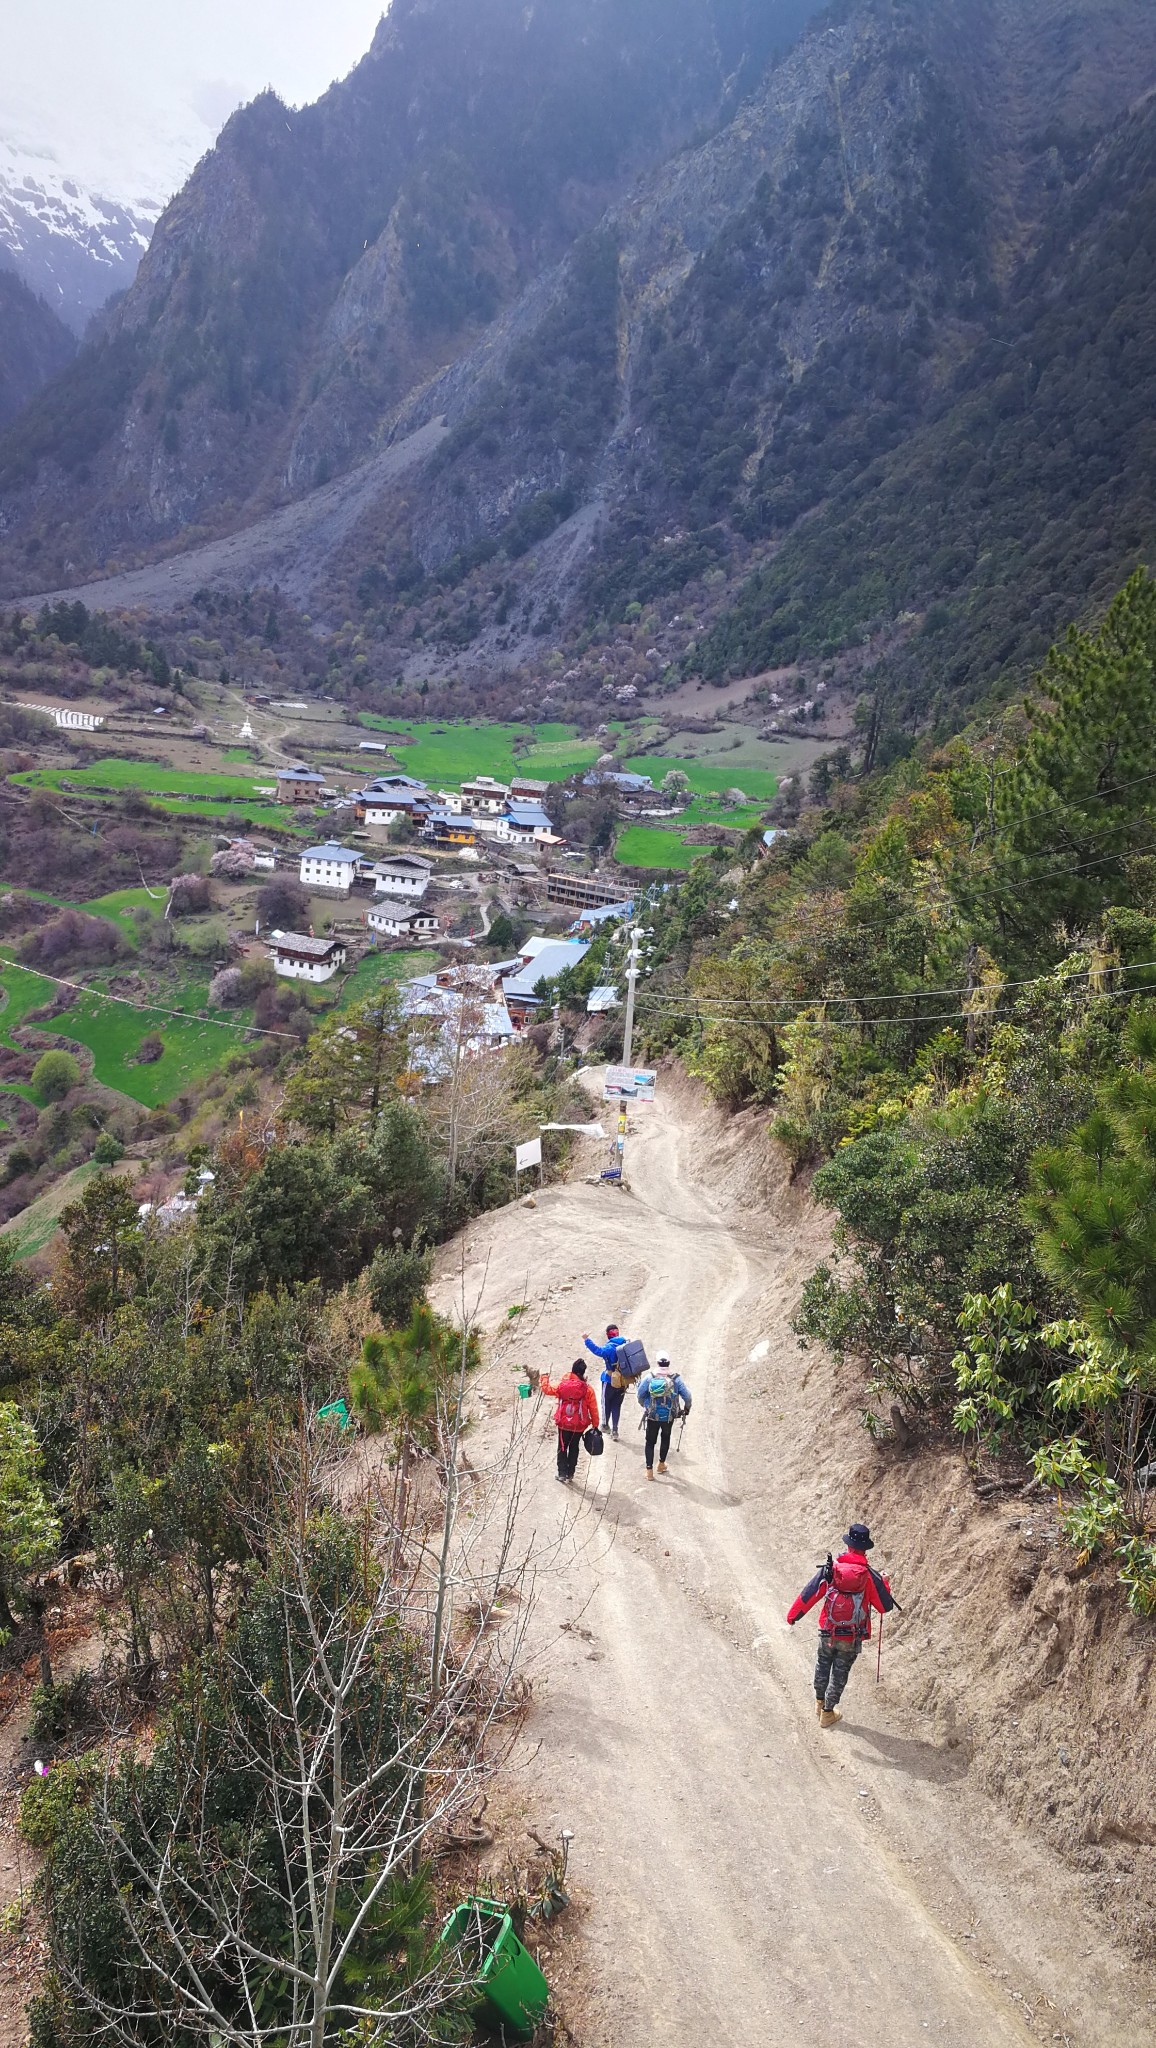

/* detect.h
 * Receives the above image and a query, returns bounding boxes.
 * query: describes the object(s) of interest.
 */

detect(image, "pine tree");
[995,568,1156,940]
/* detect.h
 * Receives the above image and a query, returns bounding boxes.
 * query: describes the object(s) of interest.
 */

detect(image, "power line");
[635,955,1156,1016]
[633,964,1156,1032]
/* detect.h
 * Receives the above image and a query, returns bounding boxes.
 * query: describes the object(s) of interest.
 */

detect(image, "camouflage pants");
[814,1634,861,1707]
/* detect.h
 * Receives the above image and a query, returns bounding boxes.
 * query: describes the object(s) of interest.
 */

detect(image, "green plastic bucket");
[316,1398,352,1431]
[440,1895,549,2039]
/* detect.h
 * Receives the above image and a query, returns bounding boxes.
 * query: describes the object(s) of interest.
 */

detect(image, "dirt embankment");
[434,1066,1155,2048]
[684,1074,1156,1963]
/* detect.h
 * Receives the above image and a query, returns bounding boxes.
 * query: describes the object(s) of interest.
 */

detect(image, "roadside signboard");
[604,1066,657,1102]
[515,1137,543,1173]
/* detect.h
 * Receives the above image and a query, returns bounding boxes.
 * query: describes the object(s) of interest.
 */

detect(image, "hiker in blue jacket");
[637,1355,691,1479]
[584,1323,630,1437]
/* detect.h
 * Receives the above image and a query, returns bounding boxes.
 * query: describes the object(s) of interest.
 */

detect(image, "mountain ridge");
[4,0,1156,745]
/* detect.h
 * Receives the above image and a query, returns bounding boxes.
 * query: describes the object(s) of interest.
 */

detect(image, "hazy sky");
[3,1,392,200]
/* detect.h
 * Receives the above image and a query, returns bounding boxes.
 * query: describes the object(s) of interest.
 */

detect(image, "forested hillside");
[616,568,1156,1620]
[0,270,75,429]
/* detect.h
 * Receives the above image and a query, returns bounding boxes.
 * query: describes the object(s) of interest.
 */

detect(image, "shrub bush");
[31,1050,81,1102]
[19,1751,102,1850]
[208,966,245,1007]
[168,873,212,916]
[20,909,129,970]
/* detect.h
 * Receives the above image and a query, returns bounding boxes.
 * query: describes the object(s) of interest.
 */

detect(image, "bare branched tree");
[43,1423,531,2048]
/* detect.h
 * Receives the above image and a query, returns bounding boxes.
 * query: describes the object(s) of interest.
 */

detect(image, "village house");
[581,768,655,809]
[275,764,328,804]
[546,871,636,912]
[500,936,590,1027]
[269,932,348,983]
[373,853,434,898]
[299,842,359,897]
[460,775,510,814]
[367,902,441,940]
[366,773,429,794]
[567,899,633,935]
[399,970,516,1076]
[363,792,426,836]
[422,813,477,848]
[509,775,550,805]
[496,804,562,849]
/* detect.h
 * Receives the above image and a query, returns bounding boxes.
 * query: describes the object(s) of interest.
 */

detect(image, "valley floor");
[433,1077,1156,2048]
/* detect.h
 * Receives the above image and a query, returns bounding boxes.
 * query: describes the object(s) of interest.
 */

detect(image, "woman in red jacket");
[539,1358,600,1483]
[787,1522,894,1726]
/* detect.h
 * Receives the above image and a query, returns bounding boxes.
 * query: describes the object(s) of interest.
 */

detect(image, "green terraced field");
[48,984,258,1106]
[621,754,780,800]
[0,963,58,1043]
[338,948,441,1007]
[0,959,259,1106]
[9,759,303,833]
[357,717,600,788]
[14,758,267,798]
[2,1162,104,1259]
[614,792,765,871]
[614,827,703,872]
[80,886,165,938]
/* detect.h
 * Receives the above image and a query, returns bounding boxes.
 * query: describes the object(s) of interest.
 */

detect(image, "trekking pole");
[677,1414,687,1454]
[876,1615,884,1684]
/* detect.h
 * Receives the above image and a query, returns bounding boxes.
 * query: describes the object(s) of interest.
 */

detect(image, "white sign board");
[515,1137,543,1173]
[604,1066,658,1102]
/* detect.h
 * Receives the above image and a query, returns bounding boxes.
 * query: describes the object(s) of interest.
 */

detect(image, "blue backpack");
[646,1373,679,1422]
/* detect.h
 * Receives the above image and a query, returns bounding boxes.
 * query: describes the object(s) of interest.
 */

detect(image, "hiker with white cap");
[636,1355,691,1479]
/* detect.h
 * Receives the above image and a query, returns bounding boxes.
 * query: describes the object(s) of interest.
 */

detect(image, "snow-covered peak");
[0,64,228,333]
[0,140,161,332]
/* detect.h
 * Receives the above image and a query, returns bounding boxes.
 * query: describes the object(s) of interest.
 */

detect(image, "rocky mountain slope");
[3,0,1156,736]
[0,268,76,429]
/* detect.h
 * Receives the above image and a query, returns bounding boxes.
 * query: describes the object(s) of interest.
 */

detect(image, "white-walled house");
[270,932,348,982]
[460,776,510,814]
[363,795,424,837]
[299,843,359,896]
[368,901,441,940]
[495,804,556,847]
[373,854,433,899]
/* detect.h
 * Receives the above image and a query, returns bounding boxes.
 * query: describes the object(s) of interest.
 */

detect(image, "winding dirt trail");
[433,1081,1155,2048]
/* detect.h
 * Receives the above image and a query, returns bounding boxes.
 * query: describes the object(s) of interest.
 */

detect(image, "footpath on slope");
[432,1074,1156,2048]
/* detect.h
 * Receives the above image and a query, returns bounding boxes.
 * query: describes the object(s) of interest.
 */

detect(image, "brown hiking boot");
[657,1461,668,1474]
[819,1707,842,1729]
[646,1467,656,1481]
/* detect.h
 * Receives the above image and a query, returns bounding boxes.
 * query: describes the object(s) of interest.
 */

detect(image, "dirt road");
[433,1081,1155,2048]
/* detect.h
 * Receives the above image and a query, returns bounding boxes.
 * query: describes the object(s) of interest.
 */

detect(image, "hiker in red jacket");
[539,1359,600,1483]
[787,1522,895,1726]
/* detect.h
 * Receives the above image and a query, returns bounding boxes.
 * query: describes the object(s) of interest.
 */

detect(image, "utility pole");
[621,924,643,1068]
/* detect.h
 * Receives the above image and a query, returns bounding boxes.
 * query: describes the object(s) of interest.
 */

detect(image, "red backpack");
[555,1379,588,1433]
[820,1559,869,1641]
